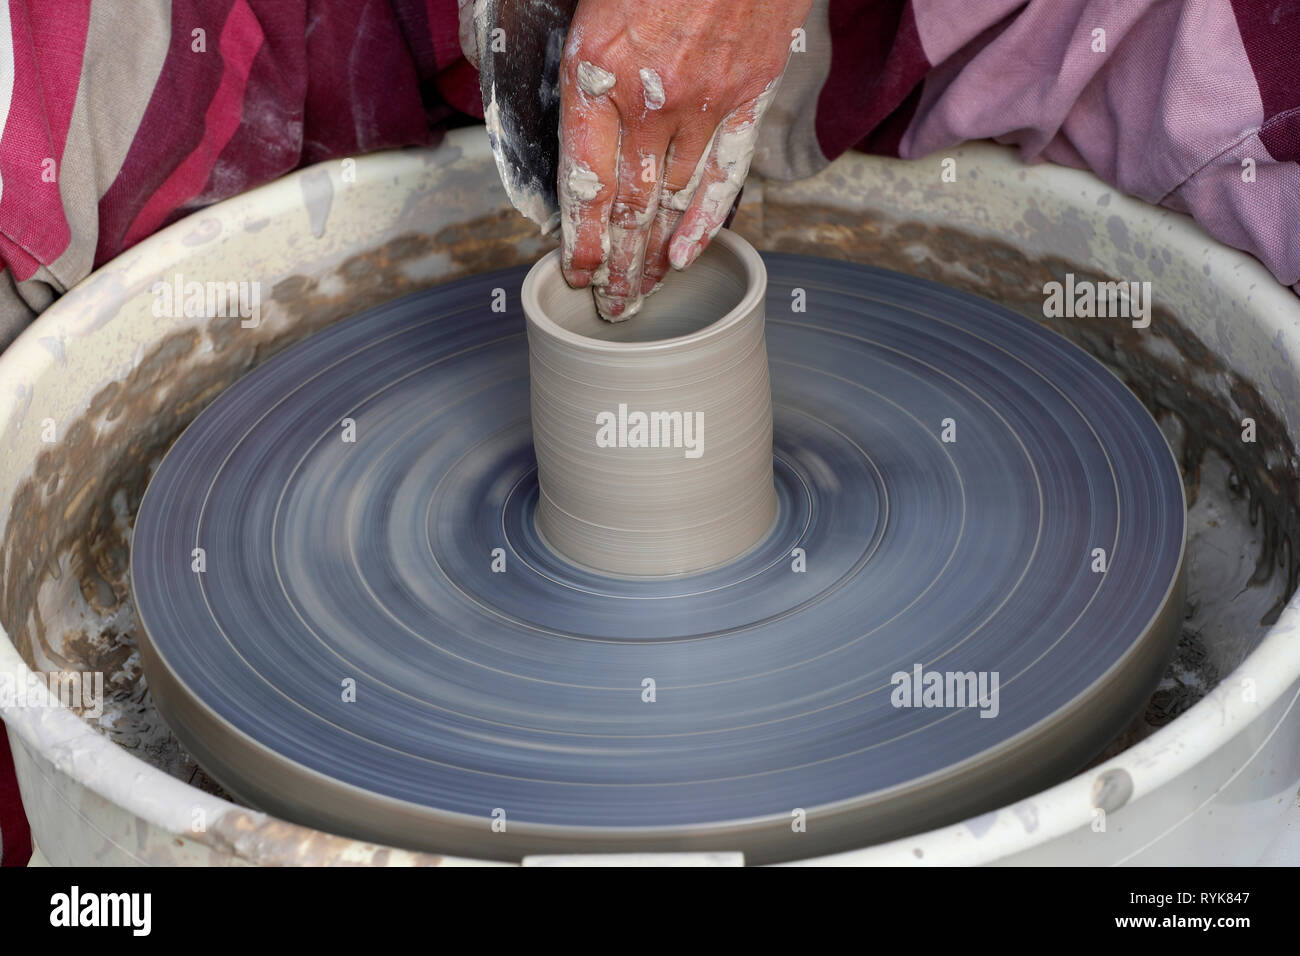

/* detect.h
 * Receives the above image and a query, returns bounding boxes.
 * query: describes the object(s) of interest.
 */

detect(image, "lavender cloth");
[756,0,1299,293]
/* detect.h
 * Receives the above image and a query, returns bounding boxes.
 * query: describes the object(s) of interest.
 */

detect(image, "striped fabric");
[0,0,1296,349]
[0,0,482,866]
[0,0,1297,863]
[0,0,481,346]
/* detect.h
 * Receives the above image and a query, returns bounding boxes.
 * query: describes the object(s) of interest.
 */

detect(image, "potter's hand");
[558,0,812,320]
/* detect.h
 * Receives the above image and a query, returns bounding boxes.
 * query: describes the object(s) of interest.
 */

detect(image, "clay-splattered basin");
[2,127,1297,865]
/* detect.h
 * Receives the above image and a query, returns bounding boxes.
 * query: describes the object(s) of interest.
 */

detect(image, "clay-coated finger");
[558,56,621,288]
[640,131,715,296]
[592,130,671,320]
[668,81,779,272]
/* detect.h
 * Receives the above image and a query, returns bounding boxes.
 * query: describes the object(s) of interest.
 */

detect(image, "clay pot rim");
[521,229,766,354]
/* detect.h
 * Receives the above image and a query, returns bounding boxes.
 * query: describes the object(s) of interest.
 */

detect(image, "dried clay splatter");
[576,61,616,97]
[639,68,665,110]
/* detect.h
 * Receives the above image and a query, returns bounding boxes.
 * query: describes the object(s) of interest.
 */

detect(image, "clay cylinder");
[522,229,777,576]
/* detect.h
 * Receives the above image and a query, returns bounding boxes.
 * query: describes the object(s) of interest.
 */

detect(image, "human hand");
[558,0,812,319]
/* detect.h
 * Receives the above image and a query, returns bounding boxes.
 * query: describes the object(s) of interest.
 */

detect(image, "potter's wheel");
[130,254,1185,863]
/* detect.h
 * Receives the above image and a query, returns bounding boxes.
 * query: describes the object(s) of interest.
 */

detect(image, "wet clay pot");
[522,229,777,576]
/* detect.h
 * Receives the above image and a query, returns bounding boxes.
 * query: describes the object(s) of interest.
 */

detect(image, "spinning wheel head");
[131,251,1185,863]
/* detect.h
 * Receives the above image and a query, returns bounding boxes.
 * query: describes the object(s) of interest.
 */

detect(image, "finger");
[640,130,715,295]
[592,129,671,320]
[668,81,779,272]
[558,58,621,288]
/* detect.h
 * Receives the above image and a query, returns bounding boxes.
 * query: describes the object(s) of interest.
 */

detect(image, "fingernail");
[568,269,593,288]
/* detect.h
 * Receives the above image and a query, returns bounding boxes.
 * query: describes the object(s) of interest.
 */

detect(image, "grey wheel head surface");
[130,250,1185,864]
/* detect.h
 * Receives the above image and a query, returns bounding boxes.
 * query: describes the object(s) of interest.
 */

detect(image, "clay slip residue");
[577,61,615,97]
[639,68,665,110]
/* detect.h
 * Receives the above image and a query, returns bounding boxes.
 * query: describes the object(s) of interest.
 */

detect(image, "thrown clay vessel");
[522,229,777,576]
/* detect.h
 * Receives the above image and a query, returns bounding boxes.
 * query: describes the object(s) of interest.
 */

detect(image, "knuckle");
[568,244,605,272]
[601,273,635,297]
[642,256,668,282]
[663,167,694,192]
[608,199,652,229]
